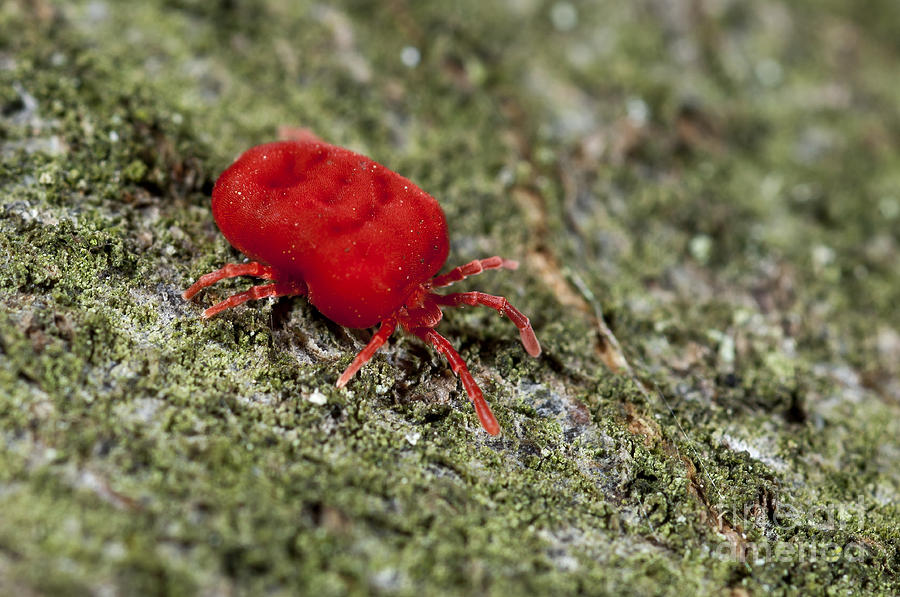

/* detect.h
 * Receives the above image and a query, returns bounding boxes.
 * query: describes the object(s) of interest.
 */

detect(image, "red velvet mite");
[183,131,541,435]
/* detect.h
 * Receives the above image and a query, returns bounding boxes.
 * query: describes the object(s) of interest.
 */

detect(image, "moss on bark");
[1,1,898,595]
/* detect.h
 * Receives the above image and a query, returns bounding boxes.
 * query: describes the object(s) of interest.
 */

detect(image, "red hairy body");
[184,133,540,435]
[212,141,449,328]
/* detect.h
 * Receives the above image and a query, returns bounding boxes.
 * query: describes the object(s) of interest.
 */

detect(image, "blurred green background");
[1,0,898,594]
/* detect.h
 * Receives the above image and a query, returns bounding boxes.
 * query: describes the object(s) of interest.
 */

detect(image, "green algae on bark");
[1,0,899,595]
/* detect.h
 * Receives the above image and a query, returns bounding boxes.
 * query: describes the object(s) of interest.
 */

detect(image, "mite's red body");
[184,134,540,435]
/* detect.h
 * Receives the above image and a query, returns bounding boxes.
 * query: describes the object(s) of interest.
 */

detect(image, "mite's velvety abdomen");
[211,140,449,328]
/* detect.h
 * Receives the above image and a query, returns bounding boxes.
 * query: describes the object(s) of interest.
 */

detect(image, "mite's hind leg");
[182,262,276,300]
[201,280,306,318]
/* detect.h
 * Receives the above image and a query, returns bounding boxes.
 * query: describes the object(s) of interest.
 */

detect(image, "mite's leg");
[410,327,500,436]
[430,256,519,289]
[336,318,398,388]
[432,291,541,357]
[201,280,306,318]
[182,262,276,300]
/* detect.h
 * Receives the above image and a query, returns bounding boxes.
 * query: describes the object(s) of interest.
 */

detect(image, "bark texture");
[1,1,899,595]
